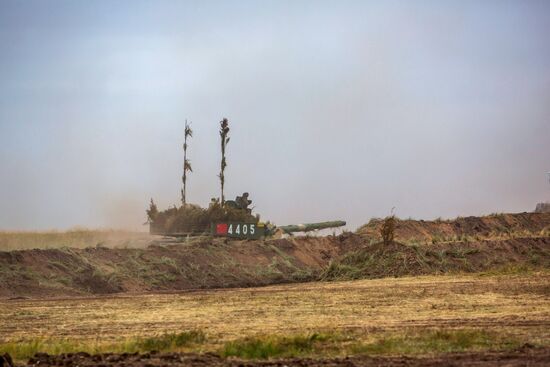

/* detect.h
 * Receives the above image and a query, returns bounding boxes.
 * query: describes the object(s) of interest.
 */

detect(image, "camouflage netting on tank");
[149,203,258,235]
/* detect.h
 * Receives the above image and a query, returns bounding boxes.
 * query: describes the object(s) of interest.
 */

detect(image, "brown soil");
[0,236,355,298]
[22,346,550,367]
[357,212,550,243]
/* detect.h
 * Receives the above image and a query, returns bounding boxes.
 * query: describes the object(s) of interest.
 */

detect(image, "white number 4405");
[227,223,256,236]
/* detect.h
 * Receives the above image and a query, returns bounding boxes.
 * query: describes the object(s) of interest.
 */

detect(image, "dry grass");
[0,331,206,360]
[0,230,153,251]
[222,329,520,359]
[2,328,521,361]
[1,273,548,360]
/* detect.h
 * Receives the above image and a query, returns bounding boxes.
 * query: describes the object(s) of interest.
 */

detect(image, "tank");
[150,191,346,239]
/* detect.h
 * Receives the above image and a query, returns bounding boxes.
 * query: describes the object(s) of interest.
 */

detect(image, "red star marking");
[216,223,228,235]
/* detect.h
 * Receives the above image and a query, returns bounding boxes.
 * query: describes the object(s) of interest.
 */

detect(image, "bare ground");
[1,274,548,345]
[22,346,550,367]
[1,273,548,365]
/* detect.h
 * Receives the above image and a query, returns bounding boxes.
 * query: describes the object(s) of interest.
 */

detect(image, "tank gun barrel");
[278,220,346,234]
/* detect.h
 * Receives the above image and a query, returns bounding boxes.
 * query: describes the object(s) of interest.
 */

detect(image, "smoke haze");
[1,0,549,231]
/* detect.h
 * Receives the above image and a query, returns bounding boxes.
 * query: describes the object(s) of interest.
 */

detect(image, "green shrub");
[222,333,332,359]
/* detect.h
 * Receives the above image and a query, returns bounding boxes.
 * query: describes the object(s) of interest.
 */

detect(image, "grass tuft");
[352,329,518,355]
[222,333,335,359]
[0,331,206,361]
[221,329,521,359]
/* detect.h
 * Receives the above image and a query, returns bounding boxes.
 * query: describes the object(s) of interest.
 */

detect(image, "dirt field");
[21,347,550,367]
[1,274,549,359]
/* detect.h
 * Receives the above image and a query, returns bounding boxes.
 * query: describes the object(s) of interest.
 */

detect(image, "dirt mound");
[357,212,550,244]
[24,347,550,367]
[0,248,123,297]
[2,212,549,298]
[0,235,354,298]
[321,237,550,280]
[2,233,549,298]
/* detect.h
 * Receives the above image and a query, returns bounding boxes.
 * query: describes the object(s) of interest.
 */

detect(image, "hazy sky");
[1,0,549,231]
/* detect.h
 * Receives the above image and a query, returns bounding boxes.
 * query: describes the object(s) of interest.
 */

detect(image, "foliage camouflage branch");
[218,118,230,206]
[181,120,193,206]
[146,198,159,224]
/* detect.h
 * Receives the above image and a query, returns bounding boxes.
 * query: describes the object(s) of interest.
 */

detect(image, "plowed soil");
[23,346,550,367]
